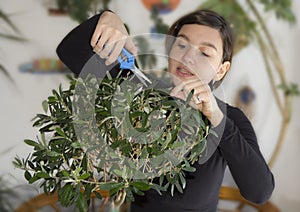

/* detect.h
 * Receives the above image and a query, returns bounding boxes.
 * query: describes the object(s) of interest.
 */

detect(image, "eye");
[174,39,189,50]
[201,51,209,57]
[177,43,187,49]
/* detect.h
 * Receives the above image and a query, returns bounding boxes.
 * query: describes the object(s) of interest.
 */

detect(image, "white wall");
[0,0,299,211]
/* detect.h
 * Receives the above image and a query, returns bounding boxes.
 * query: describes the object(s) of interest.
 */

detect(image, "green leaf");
[179,172,186,189]
[175,181,183,193]
[75,192,89,212]
[130,181,151,191]
[58,184,76,207]
[99,182,124,191]
[79,173,90,180]
[110,167,122,176]
[28,161,35,169]
[36,172,51,179]
[82,154,88,171]
[169,141,184,149]
[182,166,196,172]
[55,128,67,138]
[71,142,82,149]
[151,183,166,195]
[24,139,42,149]
[170,184,174,196]
[164,151,181,166]
[125,188,135,202]
[46,151,61,157]
[28,175,39,184]
[24,170,32,181]
[62,170,70,177]
[42,100,48,113]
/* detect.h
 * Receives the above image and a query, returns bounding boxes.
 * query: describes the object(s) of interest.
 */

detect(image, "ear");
[214,61,230,81]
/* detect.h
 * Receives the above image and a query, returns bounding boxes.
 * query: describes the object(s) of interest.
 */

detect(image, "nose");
[182,47,196,65]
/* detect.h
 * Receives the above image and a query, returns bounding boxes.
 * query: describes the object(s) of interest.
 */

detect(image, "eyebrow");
[177,34,218,52]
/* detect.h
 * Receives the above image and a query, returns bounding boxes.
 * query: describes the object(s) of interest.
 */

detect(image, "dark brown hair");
[166,9,234,64]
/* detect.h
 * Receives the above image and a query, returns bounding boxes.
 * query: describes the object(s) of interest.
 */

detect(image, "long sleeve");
[56,13,101,75]
[218,106,274,204]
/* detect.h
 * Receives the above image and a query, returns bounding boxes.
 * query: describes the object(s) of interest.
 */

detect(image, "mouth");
[176,66,194,77]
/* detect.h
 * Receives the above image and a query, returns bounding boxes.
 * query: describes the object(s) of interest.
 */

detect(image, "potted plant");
[47,0,111,23]
[14,71,212,211]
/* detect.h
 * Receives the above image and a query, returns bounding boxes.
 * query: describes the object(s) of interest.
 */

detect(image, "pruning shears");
[118,48,152,87]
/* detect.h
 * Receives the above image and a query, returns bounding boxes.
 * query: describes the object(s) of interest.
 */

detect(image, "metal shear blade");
[118,48,152,86]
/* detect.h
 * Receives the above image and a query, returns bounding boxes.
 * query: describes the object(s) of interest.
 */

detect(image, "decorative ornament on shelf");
[14,71,213,211]
[19,58,70,74]
[142,0,181,15]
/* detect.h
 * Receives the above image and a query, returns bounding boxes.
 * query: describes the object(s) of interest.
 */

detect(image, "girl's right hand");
[90,11,138,66]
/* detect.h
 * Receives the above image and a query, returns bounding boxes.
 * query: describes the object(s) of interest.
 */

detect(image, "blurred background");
[0,0,299,211]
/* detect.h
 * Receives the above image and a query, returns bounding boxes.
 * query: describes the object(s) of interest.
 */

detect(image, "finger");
[170,90,186,101]
[94,30,111,54]
[171,90,202,111]
[105,39,126,65]
[91,34,100,49]
[170,78,200,96]
[99,42,114,60]
[193,93,203,104]
[184,80,208,94]
[91,26,102,48]
[170,79,190,96]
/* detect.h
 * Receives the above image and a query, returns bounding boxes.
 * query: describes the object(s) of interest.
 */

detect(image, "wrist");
[209,109,224,127]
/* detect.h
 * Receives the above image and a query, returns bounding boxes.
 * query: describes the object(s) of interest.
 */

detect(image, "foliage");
[278,82,300,96]
[134,36,157,70]
[199,0,296,52]
[258,0,296,23]
[150,5,169,34]
[14,71,212,211]
[55,0,111,23]
[200,0,257,53]
[0,9,27,81]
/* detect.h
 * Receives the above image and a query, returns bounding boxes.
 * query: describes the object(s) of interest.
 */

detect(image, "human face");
[168,24,230,86]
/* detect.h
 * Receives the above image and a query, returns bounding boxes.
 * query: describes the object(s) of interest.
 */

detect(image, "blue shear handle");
[117,48,135,69]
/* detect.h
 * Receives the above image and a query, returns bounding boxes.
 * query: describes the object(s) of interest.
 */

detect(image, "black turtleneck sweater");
[56,12,274,212]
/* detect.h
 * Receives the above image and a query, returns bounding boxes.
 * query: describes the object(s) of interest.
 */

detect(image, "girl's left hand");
[170,78,224,127]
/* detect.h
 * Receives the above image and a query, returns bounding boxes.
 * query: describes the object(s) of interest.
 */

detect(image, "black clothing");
[56,12,274,212]
[131,103,274,212]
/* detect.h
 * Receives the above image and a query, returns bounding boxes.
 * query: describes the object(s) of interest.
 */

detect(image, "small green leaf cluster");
[278,82,300,96]
[14,71,211,211]
[258,0,296,23]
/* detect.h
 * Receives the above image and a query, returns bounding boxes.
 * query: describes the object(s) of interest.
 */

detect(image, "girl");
[57,9,274,212]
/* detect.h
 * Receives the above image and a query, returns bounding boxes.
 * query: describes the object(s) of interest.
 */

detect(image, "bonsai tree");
[14,71,213,211]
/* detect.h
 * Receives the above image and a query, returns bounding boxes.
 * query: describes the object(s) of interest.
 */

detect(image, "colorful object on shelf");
[234,85,256,120]
[19,58,70,74]
[142,0,180,14]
